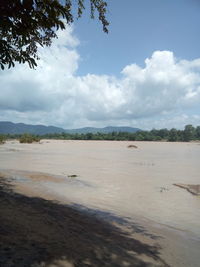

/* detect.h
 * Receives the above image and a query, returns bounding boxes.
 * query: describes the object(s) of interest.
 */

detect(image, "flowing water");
[0,140,199,238]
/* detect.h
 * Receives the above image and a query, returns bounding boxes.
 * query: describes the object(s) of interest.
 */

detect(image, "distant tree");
[135,133,144,141]
[85,132,93,140]
[183,124,195,142]
[128,133,135,141]
[0,0,109,69]
[157,128,169,139]
[168,128,178,142]
[0,135,6,144]
[8,124,199,142]
[150,128,158,136]
[195,126,200,139]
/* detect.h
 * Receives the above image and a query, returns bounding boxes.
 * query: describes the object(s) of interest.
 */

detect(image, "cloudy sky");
[1,0,200,130]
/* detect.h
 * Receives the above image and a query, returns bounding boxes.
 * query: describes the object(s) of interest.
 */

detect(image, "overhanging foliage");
[0,0,109,69]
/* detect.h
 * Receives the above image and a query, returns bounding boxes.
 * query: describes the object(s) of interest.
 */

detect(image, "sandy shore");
[0,140,200,266]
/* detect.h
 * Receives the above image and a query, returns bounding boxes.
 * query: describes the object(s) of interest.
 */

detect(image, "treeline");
[1,124,199,143]
[42,124,200,141]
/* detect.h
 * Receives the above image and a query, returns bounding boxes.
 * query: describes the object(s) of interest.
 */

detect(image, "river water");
[0,140,199,238]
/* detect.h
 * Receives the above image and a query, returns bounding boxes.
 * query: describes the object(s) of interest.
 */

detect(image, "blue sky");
[74,0,200,76]
[0,0,200,130]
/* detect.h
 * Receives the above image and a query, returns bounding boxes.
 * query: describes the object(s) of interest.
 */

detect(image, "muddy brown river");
[0,140,200,266]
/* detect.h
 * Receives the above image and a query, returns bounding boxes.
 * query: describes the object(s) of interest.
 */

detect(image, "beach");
[0,140,200,266]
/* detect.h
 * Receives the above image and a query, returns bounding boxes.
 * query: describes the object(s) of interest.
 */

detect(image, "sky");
[0,0,200,130]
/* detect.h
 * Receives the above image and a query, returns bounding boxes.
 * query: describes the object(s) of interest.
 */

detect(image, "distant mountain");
[0,121,65,135]
[0,121,141,135]
[66,126,141,134]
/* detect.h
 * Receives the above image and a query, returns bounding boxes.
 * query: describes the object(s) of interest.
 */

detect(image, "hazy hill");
[0,121,141,135]
[0,121,64,135]
[67,126,141,134]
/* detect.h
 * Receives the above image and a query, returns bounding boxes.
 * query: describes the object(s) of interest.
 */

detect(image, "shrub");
[19,134,40,143]
[0,135,5,144]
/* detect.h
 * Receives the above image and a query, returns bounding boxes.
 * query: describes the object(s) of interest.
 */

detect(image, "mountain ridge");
[0,121,141,135]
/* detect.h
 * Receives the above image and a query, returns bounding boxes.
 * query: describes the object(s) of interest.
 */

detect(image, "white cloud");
[0,26,200,130]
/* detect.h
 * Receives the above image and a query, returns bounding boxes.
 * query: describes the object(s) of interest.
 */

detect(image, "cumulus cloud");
[0,25,200,129]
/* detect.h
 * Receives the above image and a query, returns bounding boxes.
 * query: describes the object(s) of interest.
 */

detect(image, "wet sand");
[0,140,200,266]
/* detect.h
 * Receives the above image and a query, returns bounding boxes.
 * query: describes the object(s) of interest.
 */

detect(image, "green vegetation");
[39,124,200,142]
[0,135,6,144]
[2,124,200,142]
[0,0,108,69]
[19,133,40,143]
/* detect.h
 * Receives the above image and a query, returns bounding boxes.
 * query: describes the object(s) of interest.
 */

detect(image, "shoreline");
[0,172,169,267]
[0,169,200,266]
